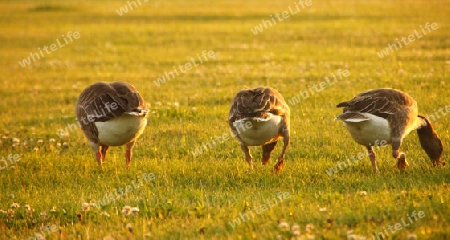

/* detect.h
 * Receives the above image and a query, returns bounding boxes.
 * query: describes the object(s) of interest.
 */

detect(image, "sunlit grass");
[0,0,449,238]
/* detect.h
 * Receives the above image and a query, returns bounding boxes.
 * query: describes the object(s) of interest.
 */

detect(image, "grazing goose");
[228,87,290,173]
[335,88,443,172]
[76,82,148,168]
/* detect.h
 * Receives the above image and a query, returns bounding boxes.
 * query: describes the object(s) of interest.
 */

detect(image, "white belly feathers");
[233,113,282,146]
[95,114,147,146]
[343,113,392,146]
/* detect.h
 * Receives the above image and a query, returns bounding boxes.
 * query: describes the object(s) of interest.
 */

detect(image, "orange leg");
[274,136,289,173]
[125,142,135,168]
[262,141,278,165]
[95,152,102,166]
[101,146,109,161]
[396,153,409,170]
[367,146,378,172]
[240,144,253,169]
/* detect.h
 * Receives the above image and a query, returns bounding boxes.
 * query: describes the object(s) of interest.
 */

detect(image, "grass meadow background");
[1,0,449,239]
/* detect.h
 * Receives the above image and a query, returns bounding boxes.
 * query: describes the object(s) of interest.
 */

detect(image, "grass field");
[1,0,450,239]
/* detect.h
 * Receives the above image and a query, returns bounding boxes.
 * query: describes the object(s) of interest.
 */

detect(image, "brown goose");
[76,82,148,168]
[335,88,443,172]
[228,87,290,173]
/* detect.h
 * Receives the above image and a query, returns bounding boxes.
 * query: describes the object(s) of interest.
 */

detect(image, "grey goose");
[335,88,443,172]
[228,87,290,173]
[76,82,148,168]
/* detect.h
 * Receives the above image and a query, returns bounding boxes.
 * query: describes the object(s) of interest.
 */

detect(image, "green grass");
[1,0,449,239]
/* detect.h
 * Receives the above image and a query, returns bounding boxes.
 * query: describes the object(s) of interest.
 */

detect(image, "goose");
[228,87,290,173]
[76,81,148,168]
[335,88,443,172]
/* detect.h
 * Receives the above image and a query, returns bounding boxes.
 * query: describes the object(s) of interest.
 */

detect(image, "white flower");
[81,203,90,211]
[100,211,110,217]
[130,207,139,215]
[122,206,131,215]
[40,211,48,219]
[10,203,20,208]
[305,223,314,233]
[291,223,301,236]
[360,191,367,196]
[24,203,31,211]
[278,220,290,231]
